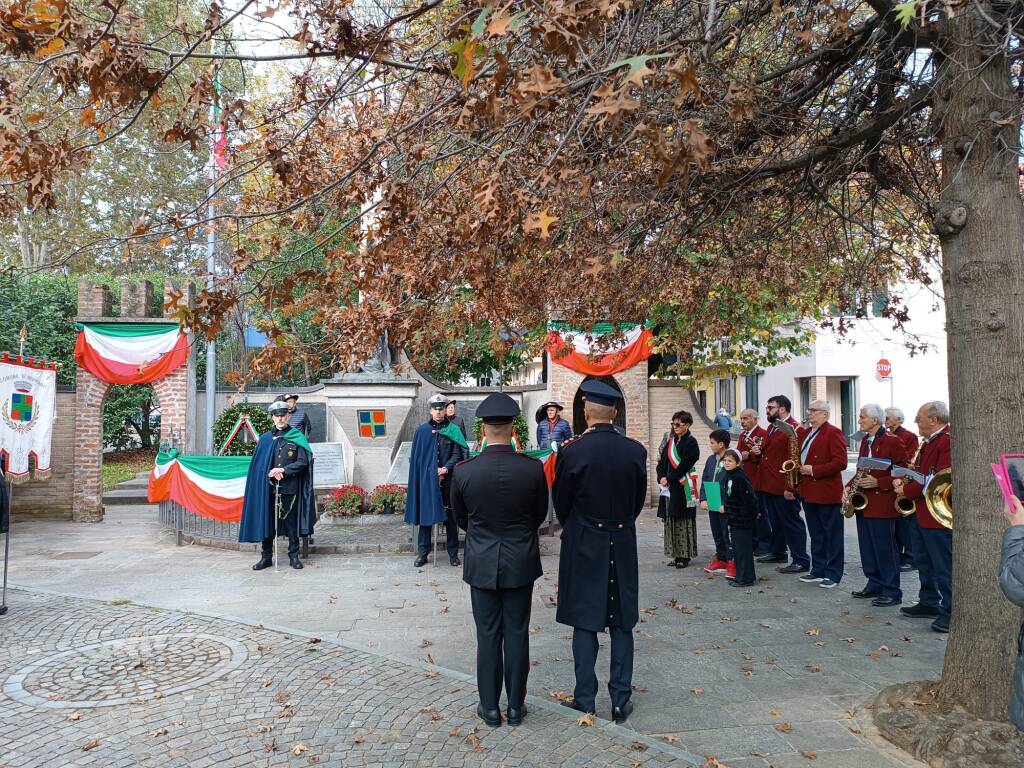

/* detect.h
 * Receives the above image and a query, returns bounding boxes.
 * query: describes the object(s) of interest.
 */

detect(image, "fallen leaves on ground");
[805,627,820,636]
[291,743,309,756]
[691,687,704,695]
[448,728,460,737]
[630,684,649,692]
[740,666,754,676]
[849,727,862,734]
[721,615,735,622]
[263,738,277,752]
[260,678,274,688]
[419,639,432,648]
[628,760,642,768]
[132,659,145,669]
[804,664,821,673]
[353,735,365,744]
[801,750,817,759]
[150,727,168,737]
[768,708,780,716]
[81,738,100,751]
[631,740,648,751]
[424,670,440,678]
[425,653,435,665]
[662,734,679,743]
[576,713,594,726]
[774,722,793,733]
[66,712,81,721]
[549,690,574,702]
[274,691,289,703]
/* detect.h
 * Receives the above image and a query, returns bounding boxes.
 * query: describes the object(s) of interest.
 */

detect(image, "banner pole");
[1,477,11,616]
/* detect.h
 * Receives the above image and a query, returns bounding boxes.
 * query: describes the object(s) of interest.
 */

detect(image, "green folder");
[703,481,723,512]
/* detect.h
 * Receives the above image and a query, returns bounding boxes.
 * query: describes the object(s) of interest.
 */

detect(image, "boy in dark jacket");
[722,449,758,587]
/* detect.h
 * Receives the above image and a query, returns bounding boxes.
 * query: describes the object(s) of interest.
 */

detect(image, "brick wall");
[10,390,75,517]
[76,281,112,317]
[72,368,108,522]
[648,383,713,498]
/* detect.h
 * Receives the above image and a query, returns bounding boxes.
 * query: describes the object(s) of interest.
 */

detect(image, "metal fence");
[159,499,241,547]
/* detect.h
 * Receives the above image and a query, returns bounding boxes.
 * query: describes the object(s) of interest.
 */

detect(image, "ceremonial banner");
[75,322,188,385]
[547,322,653,376]
[148,450,250,522]
[0,355,57,482]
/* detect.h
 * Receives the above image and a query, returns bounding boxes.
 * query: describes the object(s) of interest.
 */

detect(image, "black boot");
[289,554,303,570]
[253,555,273,571]
[414,553,428,568]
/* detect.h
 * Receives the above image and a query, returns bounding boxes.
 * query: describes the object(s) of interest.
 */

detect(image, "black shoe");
[476,703,501,727]
[289,555,303,570]
[252,556,273,571]
[559,699,595,715]
[757,554,787,564]
[414,554,428,568]
[777,564,808,574]
[450,555,461,567]
[506,705,527,726]
[612,701,634,723]
[871,596,901,607]
[899,563,915,573]
[900,603,939,618]
[753,549,772,557]
[931,617,950,633]
[730,580,755,588]
[851,588,882,599]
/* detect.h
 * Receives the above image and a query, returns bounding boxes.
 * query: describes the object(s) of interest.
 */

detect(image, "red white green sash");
[665,439,698,503]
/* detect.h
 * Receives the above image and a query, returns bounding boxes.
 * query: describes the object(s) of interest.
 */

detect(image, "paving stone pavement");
[3,504,940,767]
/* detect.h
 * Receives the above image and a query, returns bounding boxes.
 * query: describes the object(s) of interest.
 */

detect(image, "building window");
[357,410,387,438]
[871,290,888,317]
[715,378,735,415]
[798,378,811,420]
[744,374,758,411]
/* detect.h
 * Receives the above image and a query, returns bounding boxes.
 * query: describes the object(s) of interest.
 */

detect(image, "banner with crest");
[0,354,57,482]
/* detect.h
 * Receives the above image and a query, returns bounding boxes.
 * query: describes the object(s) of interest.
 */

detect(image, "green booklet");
[703,481,723,512]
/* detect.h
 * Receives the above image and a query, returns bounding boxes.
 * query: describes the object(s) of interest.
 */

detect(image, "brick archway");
[72,280,194,522]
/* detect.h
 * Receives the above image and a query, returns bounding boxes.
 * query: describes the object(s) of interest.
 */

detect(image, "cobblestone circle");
[3,633,248,709]
[0,588,695,767]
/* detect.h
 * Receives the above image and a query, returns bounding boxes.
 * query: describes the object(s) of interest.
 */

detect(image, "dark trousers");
[754,492,775,554]
[261,492,299,558]
[708,509,733,560]
[803,501,844,583]
[855,515,901,600]
[763,492,808,568]
[729,525,755,585]
[895,515,916,566]
[470,584,533,710]
[910,523,952,619]
[417,507,459,558]
[571,625,634,712]
[759,491,789,557]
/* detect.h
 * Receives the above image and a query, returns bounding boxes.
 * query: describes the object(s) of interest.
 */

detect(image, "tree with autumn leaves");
[2,0,1023,741]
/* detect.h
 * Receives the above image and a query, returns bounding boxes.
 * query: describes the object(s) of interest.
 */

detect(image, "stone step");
[102,488,152,505]
[115,477,150,489]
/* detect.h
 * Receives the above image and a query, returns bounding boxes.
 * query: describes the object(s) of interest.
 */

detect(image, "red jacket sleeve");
[810,428,848,479]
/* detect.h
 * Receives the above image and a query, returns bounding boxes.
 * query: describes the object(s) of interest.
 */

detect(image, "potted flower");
[322,484,366,517]
[367,484,407,515]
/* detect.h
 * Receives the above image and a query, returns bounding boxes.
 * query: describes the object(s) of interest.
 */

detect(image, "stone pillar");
[811,375,828,404]
[152,361,191,447]
[120,280,154,318]
[163,281,196,317]
[77,281,112,317]
[72,368,109,522]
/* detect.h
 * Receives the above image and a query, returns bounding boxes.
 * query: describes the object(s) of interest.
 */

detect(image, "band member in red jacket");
[758,395,809,572]
[847,404,908,607]
[737,408,771,556]
[886,407,920,572]
[893,401,952,633]
[795,401,849,588]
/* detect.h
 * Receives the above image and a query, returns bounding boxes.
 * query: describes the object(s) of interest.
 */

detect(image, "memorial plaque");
[311,442,346,487]
[386,441,412,485]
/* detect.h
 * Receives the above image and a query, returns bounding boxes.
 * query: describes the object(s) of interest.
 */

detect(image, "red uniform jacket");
[796,421,848,505]
[737,425,768,491]
[846,429,908,519]
[760,416,800,496]
[891,426,920,461]
[900,427,951,530]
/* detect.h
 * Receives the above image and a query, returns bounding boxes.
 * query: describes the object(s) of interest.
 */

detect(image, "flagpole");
[1,328,27,616]
[204,38,219,455]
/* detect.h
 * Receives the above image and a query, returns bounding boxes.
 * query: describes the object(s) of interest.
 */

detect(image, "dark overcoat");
[553,424,647,632]
[450,444,548,590]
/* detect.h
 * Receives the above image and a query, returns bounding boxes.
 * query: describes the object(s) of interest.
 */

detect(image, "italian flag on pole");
[148,450,250,522]
[74,322,189,385]
[546,322,653,376]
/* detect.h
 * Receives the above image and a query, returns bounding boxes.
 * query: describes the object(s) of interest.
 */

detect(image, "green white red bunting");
[75,322,188,384]
[546,322,652,376]
[148,450,250,522]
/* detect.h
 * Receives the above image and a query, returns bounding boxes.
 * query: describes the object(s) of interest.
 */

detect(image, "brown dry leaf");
[424,671,440,679]
[353,735,365,744]
[774,722,793,733]
[448,728,461,737]
[721,615,735,622]
[740,666,755,676]
[576,713,594,727]
[628,760,642,768]
[425,653,435,665]
[66,712,82,721]
[523,209,558,241]
[82,738,100,751]
[419,639,433,648]
[805,628,820,637]
[691,687,704,695]
[814,641,825,648]
[631,740,648,751]
[274,691,289,703]
[878,645,890,652]
[768,708,780,716]
[901,635,912,642]
[801,750,817,759]
[849,727,862,734]
[419,706,436,713]
[291,743,309,756]
[150,727,169,737]
[132,659,145,670]
[804,664,821,673]
[662,734,679,743]
[429,712,444,722]
[631,684,649,693]
[549,690,574,702]
[263,738,277,752]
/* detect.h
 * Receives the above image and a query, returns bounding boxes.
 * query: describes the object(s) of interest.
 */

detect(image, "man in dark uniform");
[239,400,315,570]
[553,379,647,723]
[451,393,548,728]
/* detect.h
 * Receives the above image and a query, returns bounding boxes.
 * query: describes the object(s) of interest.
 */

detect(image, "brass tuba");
[924,468,953,529]
[773,419,802,490]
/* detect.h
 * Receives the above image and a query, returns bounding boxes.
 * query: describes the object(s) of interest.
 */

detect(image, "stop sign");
[876,358,892,377]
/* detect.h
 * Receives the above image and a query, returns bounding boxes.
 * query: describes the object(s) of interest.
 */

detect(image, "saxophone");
[843,468,869,518]
[773,419,802,491]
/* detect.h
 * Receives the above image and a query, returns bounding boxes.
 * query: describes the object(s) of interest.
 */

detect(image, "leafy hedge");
[473,411,530,448]
[213,402,273,455]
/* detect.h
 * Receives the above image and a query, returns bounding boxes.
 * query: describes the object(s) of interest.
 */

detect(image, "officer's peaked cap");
[580,380,623,406]
[476,393,520,424]
[268,400,290,415]
[428,393,450,407]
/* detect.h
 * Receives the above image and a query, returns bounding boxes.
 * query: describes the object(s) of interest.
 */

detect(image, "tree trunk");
[934,6,1024,721]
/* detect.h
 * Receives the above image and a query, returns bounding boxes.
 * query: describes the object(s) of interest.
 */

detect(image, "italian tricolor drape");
[148,450,249,522]
[547,322,653,376]
[75,322,188,385]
